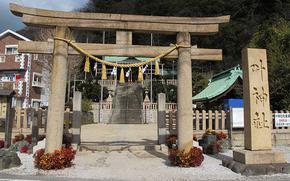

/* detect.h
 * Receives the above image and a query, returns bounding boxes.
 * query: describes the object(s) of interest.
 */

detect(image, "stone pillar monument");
[72,91,82,145]
[176,32,193,152]
[242,48,271,150]
[45,27,70,153]
[226,48,288,176]
[157,93,167,144]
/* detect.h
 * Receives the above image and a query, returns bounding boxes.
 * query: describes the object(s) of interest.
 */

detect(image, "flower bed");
[169,147,204,167]
[33,147,76,170]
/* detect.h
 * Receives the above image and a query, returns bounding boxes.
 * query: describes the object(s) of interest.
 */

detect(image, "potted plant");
[216,131,230,152]
[200,129,217,148]
[205,141,221,154]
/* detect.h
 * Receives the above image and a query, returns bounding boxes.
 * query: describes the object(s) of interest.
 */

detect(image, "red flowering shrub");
[216,131,227,140]
[169,147,204,167]
[33,147,76,170]
[0,140,4,149]
[20,145,29,153]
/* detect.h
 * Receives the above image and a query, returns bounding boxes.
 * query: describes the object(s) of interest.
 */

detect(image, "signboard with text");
[274,113,290,127]
[230,108,244,128]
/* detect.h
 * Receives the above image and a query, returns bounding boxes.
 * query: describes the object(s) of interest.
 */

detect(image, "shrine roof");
[192,65,242,102]
[104,56,159,63]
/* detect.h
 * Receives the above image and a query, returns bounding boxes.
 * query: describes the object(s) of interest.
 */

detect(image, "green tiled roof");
[192,65,242,102]
[103,56,159,63]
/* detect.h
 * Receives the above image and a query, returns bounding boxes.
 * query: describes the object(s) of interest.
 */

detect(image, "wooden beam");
[10,3,230,25]
[21,15,219,34]
[18,41,222,61]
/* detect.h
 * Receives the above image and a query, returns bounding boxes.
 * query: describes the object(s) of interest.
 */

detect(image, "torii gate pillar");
[45,26,70,153]
[177,32,193,152]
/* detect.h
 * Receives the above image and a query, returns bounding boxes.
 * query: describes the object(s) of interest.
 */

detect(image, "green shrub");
[81,99,92,112]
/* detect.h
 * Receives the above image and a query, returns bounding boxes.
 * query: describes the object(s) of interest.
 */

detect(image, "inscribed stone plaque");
[242,48,271,150]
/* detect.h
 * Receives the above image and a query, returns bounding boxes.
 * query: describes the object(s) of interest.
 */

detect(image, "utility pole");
[99,31,105,123]
[150,33,153,123]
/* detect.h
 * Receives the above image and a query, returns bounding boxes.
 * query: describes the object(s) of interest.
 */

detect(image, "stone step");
[79,143,167,152]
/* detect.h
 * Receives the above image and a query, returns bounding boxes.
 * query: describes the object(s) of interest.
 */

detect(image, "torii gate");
[10,3,230,153]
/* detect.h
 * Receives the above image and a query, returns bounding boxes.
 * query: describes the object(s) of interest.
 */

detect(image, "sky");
[0,0,89,32]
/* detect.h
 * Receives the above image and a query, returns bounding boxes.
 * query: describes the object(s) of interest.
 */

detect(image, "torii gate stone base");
[223,48,290,176]
[10,3,230,154]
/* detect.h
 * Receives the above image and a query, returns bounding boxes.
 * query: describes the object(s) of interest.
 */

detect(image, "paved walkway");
[1,148,290,181]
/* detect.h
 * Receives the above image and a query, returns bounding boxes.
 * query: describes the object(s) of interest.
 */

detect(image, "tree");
[248,17,290,110]
[76,79,109,102]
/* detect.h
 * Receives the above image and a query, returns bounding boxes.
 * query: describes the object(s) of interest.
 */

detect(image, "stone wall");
[231,130,290,147]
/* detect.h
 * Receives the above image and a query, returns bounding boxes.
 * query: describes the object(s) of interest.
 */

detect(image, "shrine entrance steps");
[79,124,164,151]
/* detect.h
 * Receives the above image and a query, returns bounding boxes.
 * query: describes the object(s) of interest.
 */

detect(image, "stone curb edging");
[222,159,290,176]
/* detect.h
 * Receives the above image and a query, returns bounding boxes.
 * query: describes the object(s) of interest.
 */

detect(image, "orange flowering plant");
[169,147,204,167]
[216,131,227,140]
[33,147,76,170]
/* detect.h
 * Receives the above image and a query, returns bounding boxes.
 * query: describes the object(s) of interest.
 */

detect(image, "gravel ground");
[1,147,290,181]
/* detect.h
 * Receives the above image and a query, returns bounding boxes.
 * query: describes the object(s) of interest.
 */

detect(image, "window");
[0,72,16,82]
[15,54,22,62]
[5,45,18,55]
[0,55,5,63]
[32,72,42,87]
[31,99,41,109]
[33,54,38,61]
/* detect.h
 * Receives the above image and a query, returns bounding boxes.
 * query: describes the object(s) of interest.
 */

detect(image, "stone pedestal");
[233,150,286,164]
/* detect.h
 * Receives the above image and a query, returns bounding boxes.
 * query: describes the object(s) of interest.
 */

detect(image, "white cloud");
[0,0,89,32]
[8,0,88,11]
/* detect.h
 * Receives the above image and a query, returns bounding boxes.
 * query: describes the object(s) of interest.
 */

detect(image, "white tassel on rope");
[94,62,98,77]
[126,68,131,78]
[111,67,117,76]
[142,65,148,73]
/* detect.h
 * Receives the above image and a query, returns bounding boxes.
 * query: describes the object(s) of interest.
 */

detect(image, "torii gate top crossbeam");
[10,3,230,34]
